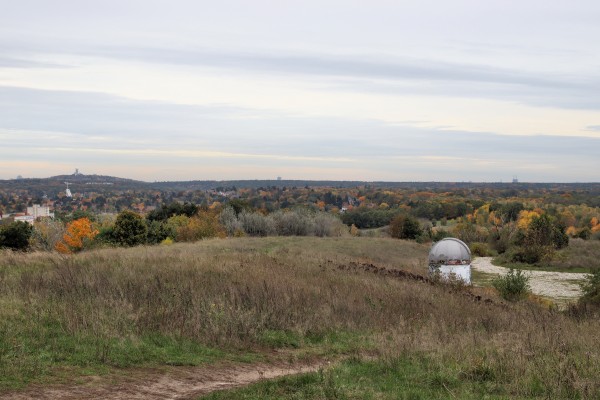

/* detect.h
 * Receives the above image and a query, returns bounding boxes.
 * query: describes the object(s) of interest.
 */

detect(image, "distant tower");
[277,176,282,181]
[65,182,73,198]
[512,176,519,183]
[74,168,80,176]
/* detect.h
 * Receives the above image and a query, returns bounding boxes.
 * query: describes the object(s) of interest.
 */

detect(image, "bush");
[313,213,346,237]
[509,245,550,264]
[238,211,275,237]
[174,209,225,241]
[452,221,488,244]
[272,210,313,236]
[389,215,421,240]
[431,229,451,242]
[146,202,198,221]
[146,220,174,244]
[519,214,569,250]
[492,269,531,301]
[111,211,148,247]
[0,221,34,251]
[55,218,99,254]
[219,206,243,236]
[579,269,600,306]
[471,242,493,257]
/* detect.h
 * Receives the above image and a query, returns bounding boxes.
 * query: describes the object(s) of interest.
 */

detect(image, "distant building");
[26,204,55,220]
[512,176,519,183]
[15,215,35,225]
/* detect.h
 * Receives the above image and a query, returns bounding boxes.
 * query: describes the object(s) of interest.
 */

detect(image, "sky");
[1,0,599,182]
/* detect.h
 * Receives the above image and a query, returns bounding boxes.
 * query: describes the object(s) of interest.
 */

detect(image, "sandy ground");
[471,257,588,302]
[0,359,330,400]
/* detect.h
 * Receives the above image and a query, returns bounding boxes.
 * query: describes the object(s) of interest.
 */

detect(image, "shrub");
[452,221,488,244]
[55,218,99,254]
[313,213,346,237]
[146,220,174,244]
[272,210,314,236]
[174,209,225,241]
[492,269,531,301]
[238,211,275,236]
[112,211,148,247]
[579,269,600,306]
[31,218,65,251]
[489,224,518,254]
[221,209,346,238]
[519,214,569,250]
[509,245,551,264]
[219,206,243,236]
[146,202,198,222]
[0,221,34,251]
[389,215,421,240]
[431,229,451,242]
[471,242,493,257]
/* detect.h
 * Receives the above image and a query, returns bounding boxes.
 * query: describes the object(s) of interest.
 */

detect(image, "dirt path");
[1,359,330,400]
[471,257,588,302]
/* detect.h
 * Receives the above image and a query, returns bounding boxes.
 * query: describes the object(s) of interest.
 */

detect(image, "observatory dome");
[428,238,471,265]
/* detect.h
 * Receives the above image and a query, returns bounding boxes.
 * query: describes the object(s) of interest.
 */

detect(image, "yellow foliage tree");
[592,217,600,233]
[55,217,99,254]
[173,209,226,242]
[517,210,541,230]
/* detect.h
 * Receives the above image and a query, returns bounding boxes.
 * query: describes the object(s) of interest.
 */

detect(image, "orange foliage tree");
[55,217,99,254]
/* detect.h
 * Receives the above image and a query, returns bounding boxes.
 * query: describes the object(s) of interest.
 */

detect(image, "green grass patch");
[200,356,521,400]
[0,312,244,390]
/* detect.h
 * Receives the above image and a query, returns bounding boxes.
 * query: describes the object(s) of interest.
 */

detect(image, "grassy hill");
[1,237,600,398]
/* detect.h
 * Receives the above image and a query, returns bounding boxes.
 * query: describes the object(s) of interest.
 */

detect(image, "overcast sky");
[1,0,599,182]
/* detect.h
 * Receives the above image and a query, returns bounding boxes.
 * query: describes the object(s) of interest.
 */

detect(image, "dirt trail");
[471,257,588,301]
[1,359,330,400]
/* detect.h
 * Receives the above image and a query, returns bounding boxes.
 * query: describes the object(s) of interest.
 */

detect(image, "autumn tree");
[32,218,65,251]
[170,208,225,242]
[55,217,98,254]
[512,214,568,263]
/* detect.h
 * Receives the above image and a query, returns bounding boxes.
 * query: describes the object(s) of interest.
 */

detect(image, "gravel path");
[471,257,588,301]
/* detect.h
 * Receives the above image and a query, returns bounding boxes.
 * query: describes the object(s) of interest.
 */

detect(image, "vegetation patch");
[2,237,600,398]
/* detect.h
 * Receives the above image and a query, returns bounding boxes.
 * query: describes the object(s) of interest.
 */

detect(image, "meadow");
[1,236,600,399]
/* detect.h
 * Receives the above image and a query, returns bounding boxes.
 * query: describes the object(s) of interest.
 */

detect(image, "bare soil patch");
[0,359,330,400]
[472,257,588,302]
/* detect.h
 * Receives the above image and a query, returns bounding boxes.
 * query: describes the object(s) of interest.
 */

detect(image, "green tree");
[228,199,252,216]
[0,221,34,251]
[389,215,422,240]
[112,211,147,247]
[512,214,569,263]
[146,220,173,244]
[146,202,198,222]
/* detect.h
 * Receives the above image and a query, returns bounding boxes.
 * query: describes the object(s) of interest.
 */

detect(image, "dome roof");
[428,238,471,265]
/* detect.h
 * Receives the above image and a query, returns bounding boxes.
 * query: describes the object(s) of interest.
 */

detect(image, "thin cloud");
[5,41,598,111]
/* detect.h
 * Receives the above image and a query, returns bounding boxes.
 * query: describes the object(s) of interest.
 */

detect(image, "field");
[2,237,600,399]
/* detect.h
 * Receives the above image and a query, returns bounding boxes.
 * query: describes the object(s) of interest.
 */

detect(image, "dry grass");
[549,238,600,272]
[2,236,600,398]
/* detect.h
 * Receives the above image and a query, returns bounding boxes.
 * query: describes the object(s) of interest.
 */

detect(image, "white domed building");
[428,238,471,284]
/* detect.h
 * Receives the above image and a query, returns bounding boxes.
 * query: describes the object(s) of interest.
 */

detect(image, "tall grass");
[2,237,600,397]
